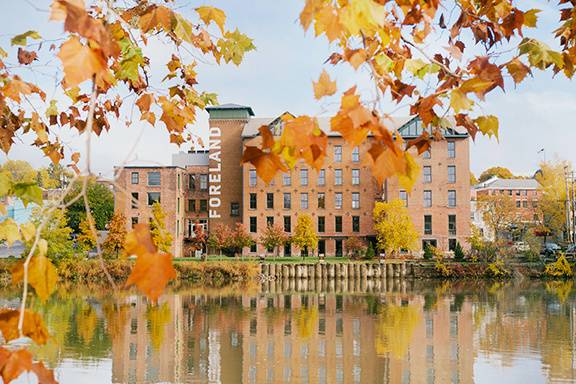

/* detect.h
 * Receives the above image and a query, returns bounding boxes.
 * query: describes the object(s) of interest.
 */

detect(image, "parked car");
[542,242,561,256]
[512,241,530,253]
[565,244,576,257]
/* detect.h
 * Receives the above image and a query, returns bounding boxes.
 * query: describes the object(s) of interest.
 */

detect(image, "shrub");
[423,243,435,260]
[453,241,465,261]
[344,237,365,259]
[544,254,574,278]
[485,259,510,278]
[365,242,376,260]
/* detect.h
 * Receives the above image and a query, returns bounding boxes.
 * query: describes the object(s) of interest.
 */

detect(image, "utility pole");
[565,166,573,243]
[571,171,576,244]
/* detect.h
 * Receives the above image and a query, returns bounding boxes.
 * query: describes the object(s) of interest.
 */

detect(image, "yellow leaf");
[19,222,35,242]
[12,251,58,302]
[398,152,420,191]
[196,6,226,33]
[450,89,474,113]
[0,219,20,246]
[312,69,337,99]
[474,115,499,139]
[57,36,107,88]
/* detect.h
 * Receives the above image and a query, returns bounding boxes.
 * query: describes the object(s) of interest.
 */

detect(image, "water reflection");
[4,280,576,383]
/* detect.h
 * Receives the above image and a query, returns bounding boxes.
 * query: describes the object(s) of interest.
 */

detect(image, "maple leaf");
[474,115,499,140]
[0,309,49,344]
[300,0,323,30]
[455,114,479,140]
[2,77,34,103]
[313,4,342,42]
[0,219,20,246]
[196,6,226,33]
[17,48,37,65]
[12,245,58,302]
[139,5,175,33]
[450,88,473,113]
[312,69,337,99]
[406,130,432,154]
[31,361,58,384]
[125,224,176,303]
[330,87,372,146]
[241,146,287,184]
[364,141,407,185]
[506,57,531,84]
[57,36,107,88]
[11,30,41,46]
[279,115,327,170]
[0,348,33,383]
[217,29,255,66]
[136,93,154,114]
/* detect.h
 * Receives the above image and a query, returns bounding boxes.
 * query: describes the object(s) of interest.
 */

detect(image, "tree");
[454,241,465,261]
[150,202,173,253]
[259,224,289,258]
[470,172,479,186]
[344,236,365,259]
[229,223,254,257]
[478,193,518,242]
[25,208,74,261]
[207,223,233,256]
[76,217,97,253]
[0,160,37,184]
[373,200,418,256]
[536,160,569,240]
[102,213,127,258]
[37,164,72,190]
[291,214,318,257]
[478,167,515,183]
[65,178,114,233]
[187,222,207,257]
[365,242,376,260]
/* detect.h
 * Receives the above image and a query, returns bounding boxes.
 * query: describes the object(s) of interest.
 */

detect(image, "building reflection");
[110,287,475,384]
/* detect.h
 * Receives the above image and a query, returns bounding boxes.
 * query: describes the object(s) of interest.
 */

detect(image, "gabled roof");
[475,176,540,190]
[397,116,468,138]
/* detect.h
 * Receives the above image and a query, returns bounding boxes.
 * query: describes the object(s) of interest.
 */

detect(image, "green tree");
[76,217,97,253]
[292,214,318,257]
[478,166,515,183]
[150,202,173,253]
[536,160,569,240]
[373,200,418,256]
[454,241,465,261]
[37,163,72,189]
[102,213,127,258]
[25,208,74,261]
[259,224,289,258]
[65,178,114,233]
[365,242,376,260]
[0,160,37,184]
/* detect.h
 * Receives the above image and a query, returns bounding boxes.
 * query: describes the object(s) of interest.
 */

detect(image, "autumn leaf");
[241,146,287,184]
[217,29,255,66]
[313,4,342,42]
[196,6,226,33]
[0,309,49,344]
[0,348,33,383]
[138,5,174,33]
[57,36,107,88]
[330,87,372,145]
[12,246,58,302]
[11,182,43,207]
[17,48,37,65]
[31,361,58,384]
[19,222,35,242]
[11,30,41,46]
[474,115,499,140]
[312,69,337,99]
[125,224,176,303]
[450,88,473,113]
[136,94,154,114]
[0,219,20,246]
[506,58,531,84]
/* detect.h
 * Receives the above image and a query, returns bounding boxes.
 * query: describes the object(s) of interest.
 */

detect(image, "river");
[6,279,576,383]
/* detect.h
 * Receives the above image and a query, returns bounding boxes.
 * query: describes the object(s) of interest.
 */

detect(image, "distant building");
[0,197,38,224]
[472,176,541,241]
[115,104,472,257]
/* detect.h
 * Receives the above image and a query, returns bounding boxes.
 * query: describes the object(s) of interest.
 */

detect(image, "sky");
[1,0,575,179]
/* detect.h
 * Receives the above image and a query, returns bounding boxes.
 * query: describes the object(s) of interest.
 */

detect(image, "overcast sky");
[1,0,575,179]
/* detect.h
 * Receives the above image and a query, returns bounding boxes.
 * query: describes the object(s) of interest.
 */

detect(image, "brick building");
[114,104,471,257]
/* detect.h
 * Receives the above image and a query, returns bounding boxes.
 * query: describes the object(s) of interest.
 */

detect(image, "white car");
[513,241,529,252]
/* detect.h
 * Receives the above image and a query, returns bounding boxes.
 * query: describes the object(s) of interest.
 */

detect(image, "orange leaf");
[259,125,275,150]
[57,36,107,88]
[0,348,33,383]
[139,5,174,33]
[31,361,57,384]
[241,146,287,184]
[313,4,342,42]
[0,309,49,345]
[17,48,37,65]
[312,69,337,99]
[136,93,154,114]
[506,57,531,84]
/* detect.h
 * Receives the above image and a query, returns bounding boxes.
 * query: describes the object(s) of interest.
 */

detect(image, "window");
[448,215,456,235]
[300,193,309,209]
[147,192,160,205]
[283,193,291,209]
[300,168,308,186]
[448,190,456,207]
[267,216,274,226]
[231,202,240,217]
[423,149,431,159]
[335,216,342,232]
[352,216,360,232]
[148,172,160,186]
[532,200,538,208]
[131,172,139,184]
[334,169,343,185]
[352,169,360,185]
[249,169,257,187]
[131,192,138,209]
[423,166,432,183]
[250,217,257,233]
[449,238,457,251]
[448,165,456,183]
[424,190,432,208]
[352,192,360,209]
[249,193,257,209]
[188,174,195,190]
[318,239,326,255]
[199,199,207,212]
[267,193,274,209]
[284,242,291,256]
[284,216,291,232]
[516,200,521,208]
[318,216,325,232]
[250,243,257,253]
[424,215,432,235]
[335,192,343,209]
[352,146,360,162]
[177,197,180,214]
[318,192,325,209]
[199,174,208,190]
[131,217,138,227]
[448,141,455,158]
[522,200,528,208]
[318,169,325,186]
[335,239,343,256]
[334,145,342,162]
[188,199,195,212]
[283,172,291,186]
[400,190,408,207]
